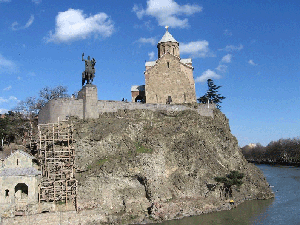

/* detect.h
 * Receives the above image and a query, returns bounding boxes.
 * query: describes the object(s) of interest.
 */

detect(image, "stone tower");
[144,27,197,104]
[157,26,180,58]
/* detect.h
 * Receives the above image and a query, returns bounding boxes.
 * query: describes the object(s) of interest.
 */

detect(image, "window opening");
[167,62,170,68]
[17,159,18,165]
[166,96,172,104]
[5,189,9,197]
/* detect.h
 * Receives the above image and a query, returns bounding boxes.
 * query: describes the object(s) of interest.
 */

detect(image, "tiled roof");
[0,167,41,176]
[158,31,178,43]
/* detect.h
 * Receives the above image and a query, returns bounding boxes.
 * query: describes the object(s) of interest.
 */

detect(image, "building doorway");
[15,183,28,200]
[135,95,145,103]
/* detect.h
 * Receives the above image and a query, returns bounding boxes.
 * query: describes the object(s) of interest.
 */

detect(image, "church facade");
[132,28,197,104]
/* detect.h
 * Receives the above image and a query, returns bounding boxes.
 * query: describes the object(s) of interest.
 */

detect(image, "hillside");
[72,108,273,224]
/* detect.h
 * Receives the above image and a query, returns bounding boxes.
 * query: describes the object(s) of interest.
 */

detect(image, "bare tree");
[37,86,69,109]
[14,85,69,117]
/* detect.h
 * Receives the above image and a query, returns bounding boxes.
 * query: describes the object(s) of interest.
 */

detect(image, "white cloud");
[136,37,156,46]
[25,15,35,28]
[220,44,243,52]
[221,54,232,63]
[0,54,17,74]
[32,0,42,4]
[0,96,18,104]
[3,85,12,91]
[248,59,257,66]
[0,109,9,114]
[133,0,202,28]
[148,51,155,60]
[12,15,34,30]
[216,64,227,73]
[224,29,232,36]
[180,40,212,58]
[45,9,114,43]
[11,22,18,30]
[195,69,221,83]
[134,20,155,31]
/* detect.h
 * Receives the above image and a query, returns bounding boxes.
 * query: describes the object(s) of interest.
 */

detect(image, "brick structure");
[131,85,145,102]
[134,27,197,104]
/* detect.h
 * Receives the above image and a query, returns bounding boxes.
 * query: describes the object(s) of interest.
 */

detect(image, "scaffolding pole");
[38,119,77,209]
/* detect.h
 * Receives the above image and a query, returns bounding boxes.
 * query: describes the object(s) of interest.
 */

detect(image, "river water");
[154,165,300,225]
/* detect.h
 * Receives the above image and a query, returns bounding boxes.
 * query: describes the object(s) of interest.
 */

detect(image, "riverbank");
[246,160,300,167]
[73,109,274,224]
[154,164,300,225]
[1,109,274,224]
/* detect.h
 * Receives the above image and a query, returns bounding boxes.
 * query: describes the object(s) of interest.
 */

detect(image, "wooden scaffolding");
[38,119,77,208]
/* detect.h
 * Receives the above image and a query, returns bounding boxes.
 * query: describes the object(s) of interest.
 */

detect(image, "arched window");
[5,189,9,197]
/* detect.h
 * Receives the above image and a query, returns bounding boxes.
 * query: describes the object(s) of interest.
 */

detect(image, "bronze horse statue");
[82,53,96,86]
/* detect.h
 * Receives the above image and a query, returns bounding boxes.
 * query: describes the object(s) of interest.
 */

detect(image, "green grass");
[87,158,109,170]
[56,201,66,205]
[98,158,108,166]
[135,142,153,154]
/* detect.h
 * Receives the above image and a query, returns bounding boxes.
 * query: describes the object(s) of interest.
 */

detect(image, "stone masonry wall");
[38,98,83,124]
[145,54,196,104]
[0,175,40,205]
[38,97,214,124]
[79,84,98,119]
[1,209,109,225]
[4,152,32,169]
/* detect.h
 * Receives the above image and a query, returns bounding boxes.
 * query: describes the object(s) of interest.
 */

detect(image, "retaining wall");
[38,99,215,124]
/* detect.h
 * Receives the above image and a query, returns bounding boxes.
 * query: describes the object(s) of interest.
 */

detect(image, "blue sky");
[0,0,299,147]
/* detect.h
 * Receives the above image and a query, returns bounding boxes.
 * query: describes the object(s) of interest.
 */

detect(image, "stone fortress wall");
[38,85,214,124]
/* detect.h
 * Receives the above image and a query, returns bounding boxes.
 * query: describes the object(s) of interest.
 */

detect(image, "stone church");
[39,28,212,125]
[0,150,41,208]
[131,27,197,104]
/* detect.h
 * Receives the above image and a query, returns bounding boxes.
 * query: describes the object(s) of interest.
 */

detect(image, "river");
[153,164,300,225]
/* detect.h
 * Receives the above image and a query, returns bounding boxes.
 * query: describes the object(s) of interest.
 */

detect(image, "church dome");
[158,28,178,43]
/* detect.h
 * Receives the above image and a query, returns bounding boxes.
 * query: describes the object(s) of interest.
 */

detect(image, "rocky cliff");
[72,108,273,224]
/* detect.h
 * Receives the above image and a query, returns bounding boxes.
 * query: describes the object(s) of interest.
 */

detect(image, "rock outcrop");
[73,108,273,224]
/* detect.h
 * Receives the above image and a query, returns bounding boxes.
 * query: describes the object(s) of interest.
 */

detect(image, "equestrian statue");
[82,53,96,86]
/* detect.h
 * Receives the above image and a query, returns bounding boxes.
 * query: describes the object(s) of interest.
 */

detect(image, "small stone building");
[131,85,146,102]
[0,150,41,206]
[132,28,197,104]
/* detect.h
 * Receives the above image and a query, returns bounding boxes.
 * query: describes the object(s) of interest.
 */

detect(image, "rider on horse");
[82,53,96,86]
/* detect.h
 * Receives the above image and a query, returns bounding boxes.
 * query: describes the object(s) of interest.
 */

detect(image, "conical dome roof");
[158,30,178,43]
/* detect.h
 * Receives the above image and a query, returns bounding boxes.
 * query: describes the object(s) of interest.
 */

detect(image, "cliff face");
[73,108,273,224]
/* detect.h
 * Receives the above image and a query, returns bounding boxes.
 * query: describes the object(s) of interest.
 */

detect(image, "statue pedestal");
[78,84,98,119]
